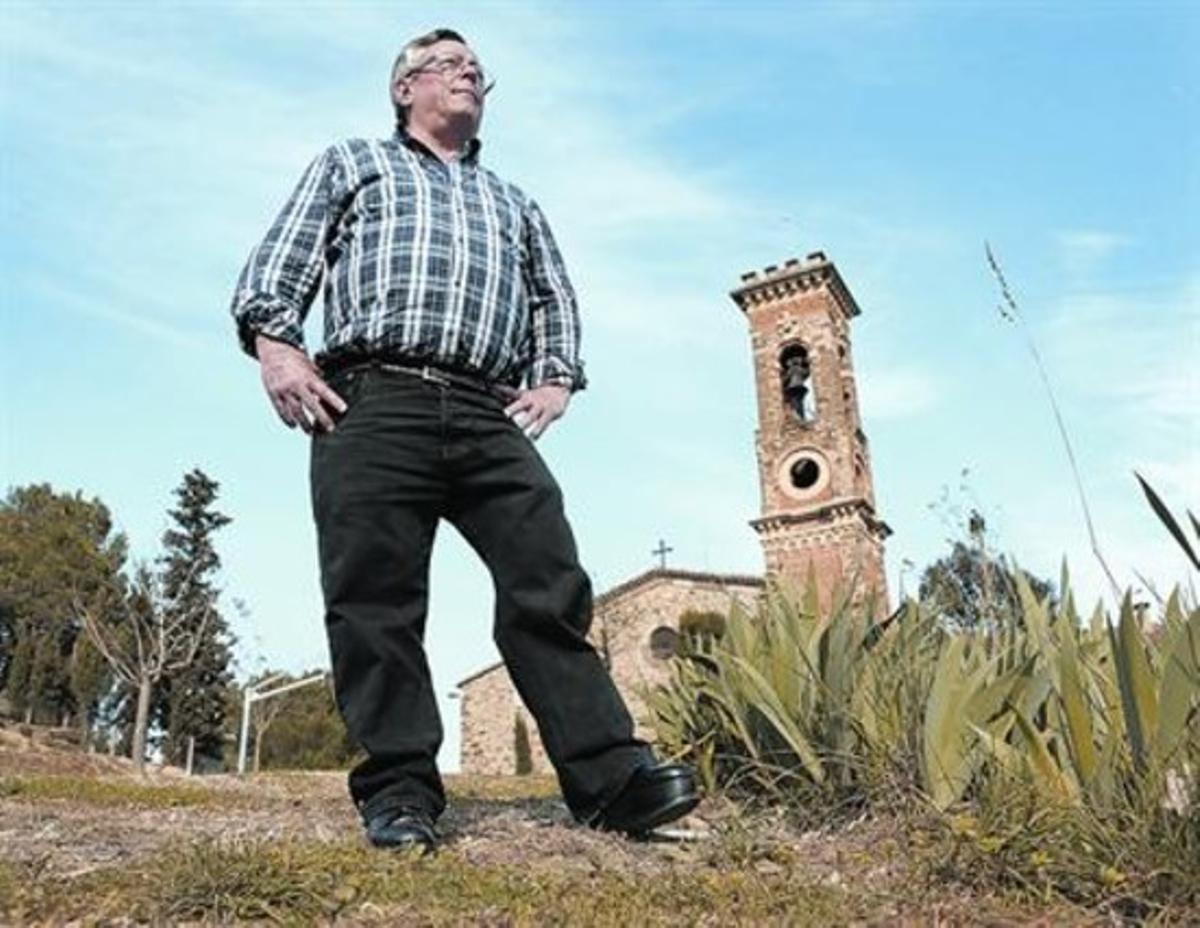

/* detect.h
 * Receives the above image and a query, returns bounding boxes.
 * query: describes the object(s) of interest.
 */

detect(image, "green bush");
[643,570,1199,910]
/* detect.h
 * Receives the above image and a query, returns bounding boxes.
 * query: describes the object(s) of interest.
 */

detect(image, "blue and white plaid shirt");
[231,129,586,391]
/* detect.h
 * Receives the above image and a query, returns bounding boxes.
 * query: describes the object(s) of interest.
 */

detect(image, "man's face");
[395,39,486,138]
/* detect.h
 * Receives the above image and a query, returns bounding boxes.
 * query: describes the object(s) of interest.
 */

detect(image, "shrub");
[643,571,1199,909]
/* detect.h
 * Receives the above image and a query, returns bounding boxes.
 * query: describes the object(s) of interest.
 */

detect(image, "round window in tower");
[790,457,821,490]
[776,448,832,502]
[648,626,680,659]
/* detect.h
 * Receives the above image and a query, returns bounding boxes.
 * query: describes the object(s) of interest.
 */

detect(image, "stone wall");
[599,572,763,746]
[757,509,889,615]
[458,662,520,775]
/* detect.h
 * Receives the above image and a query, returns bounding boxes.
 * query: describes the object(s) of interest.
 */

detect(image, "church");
[455,253,891,775]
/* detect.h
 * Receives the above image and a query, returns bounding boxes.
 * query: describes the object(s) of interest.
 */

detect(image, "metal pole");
[237,672,325,776]
[254,672,325,701]
[238,686,253,775]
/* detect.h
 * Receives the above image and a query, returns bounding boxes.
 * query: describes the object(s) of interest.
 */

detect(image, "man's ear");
[391,78,412,110]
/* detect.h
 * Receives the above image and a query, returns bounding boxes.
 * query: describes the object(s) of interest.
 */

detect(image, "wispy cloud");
[1045,277,1199,434]
[1055,229,1133,279]
[859,364,942,420]
[1039,277,1199,546]
[33,278,217,350]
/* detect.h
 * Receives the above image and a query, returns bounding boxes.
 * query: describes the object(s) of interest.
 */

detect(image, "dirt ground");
[1,764,886,886]
[0,729,1106,925]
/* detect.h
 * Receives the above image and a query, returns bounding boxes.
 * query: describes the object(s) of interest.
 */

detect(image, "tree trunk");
[254,727,263,773]
[131,676,152,775]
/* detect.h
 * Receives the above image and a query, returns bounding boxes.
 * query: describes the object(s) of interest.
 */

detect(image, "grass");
[443,772,561,801]
[0,770,1147,925]
[1,835,882,926]
[6,767,1195,923]
[0,770,564,811]
[924,772,1200,922]
[0,773,235,809]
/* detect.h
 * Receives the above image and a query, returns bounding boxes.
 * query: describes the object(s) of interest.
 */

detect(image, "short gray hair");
[390,28,468,129]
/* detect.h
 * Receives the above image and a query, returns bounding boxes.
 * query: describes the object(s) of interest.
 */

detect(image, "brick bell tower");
[730,252,891,614]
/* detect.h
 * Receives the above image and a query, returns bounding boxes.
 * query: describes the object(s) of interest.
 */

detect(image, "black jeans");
[309,364,653,826]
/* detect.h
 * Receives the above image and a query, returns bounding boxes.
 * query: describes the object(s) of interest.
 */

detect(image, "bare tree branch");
[73,590,137,685]
[69,557,219,772]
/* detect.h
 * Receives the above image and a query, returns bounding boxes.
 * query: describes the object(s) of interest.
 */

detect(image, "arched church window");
[779,343,814,422]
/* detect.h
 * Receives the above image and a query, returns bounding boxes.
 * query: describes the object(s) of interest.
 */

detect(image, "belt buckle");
[419,364,451,386]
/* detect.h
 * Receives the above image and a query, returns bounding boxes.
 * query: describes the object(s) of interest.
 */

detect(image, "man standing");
[230,28,700,854]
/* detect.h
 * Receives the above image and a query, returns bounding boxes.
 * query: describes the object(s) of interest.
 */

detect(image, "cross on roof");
[652,539,673,569]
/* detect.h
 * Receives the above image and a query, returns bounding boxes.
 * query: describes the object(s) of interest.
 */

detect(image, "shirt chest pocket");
[352,178,418,230]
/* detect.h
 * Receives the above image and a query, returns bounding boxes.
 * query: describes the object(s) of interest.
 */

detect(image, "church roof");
[595,566,763,608]
[453,567,764,688]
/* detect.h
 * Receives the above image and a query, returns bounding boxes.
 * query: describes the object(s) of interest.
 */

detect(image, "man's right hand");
[255,334,347,434]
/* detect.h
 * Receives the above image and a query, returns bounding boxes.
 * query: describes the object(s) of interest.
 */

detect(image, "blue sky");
[2,1,1196,772]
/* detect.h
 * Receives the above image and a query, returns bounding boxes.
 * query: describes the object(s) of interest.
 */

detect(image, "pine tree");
[152,469,234,769]
[0,484,126,727]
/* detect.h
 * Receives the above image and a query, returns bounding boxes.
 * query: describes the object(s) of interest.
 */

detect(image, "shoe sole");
[623,791,701,835]
[596,785,702,836]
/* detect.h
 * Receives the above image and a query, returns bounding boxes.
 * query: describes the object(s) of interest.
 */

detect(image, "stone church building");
[455,253,891,775]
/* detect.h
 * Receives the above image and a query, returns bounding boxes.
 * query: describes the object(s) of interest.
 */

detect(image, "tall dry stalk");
[984,242,1123,603]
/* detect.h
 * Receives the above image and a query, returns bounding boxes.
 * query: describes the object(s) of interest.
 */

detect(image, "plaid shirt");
[230,129,586,391]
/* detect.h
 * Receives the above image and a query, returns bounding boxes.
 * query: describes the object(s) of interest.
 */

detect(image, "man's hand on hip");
[255,334,347,434]
[504,384,570,441]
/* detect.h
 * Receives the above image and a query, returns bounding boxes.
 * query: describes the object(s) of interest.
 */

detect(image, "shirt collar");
[394,126,482,165]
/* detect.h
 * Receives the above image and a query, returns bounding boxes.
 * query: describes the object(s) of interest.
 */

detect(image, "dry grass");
[2,838,884,926]
[0,757,1172,925]
[0,773,237,808]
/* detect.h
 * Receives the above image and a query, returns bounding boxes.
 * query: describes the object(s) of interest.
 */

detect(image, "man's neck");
[405,123,474,163]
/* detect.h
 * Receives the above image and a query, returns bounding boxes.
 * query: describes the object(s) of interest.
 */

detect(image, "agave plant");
[645,562,1199,815]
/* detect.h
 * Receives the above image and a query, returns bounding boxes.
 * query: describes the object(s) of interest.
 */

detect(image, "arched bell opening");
[778,341,815,423]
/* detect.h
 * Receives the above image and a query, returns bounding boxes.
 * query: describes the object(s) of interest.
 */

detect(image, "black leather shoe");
[365,806,437,854]
[588,762,701,836]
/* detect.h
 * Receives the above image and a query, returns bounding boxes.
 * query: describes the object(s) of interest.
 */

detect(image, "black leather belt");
[322,356,507,399]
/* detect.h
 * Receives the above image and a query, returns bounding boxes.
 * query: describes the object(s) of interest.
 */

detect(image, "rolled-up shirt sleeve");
[521,198,588,392]
[230,147,336,357]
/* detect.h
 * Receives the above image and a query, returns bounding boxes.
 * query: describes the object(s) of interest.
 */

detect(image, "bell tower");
[730,252,891,613]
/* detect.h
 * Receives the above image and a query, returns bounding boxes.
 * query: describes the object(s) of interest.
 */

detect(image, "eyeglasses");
[408,53,496,97]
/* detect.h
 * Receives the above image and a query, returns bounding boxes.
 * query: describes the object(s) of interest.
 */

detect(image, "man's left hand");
[504,384,570,440]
